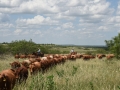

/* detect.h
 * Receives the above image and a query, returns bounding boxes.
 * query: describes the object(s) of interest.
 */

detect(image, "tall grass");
[0,55,120,90]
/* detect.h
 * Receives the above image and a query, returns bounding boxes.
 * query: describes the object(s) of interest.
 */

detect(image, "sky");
[0,0,120,45]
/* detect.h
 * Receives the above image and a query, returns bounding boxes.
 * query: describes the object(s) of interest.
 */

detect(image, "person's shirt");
[70,49,74,53]
[37,49,41,52]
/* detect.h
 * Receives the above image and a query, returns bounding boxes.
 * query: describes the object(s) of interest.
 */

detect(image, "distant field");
[0,55,120,90]
[50,46,99,54]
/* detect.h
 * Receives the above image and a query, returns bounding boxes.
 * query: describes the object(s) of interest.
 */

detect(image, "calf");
[0,69,17,90]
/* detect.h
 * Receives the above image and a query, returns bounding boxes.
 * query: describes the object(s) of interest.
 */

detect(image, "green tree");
[0,44,6,54]
[105,33,120,59]
[8,39,37,54]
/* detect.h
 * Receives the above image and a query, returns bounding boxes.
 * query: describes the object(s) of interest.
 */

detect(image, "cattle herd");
[0,52,115,90]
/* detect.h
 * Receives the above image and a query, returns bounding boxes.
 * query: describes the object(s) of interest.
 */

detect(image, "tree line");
[0,32,120,59]
[0,39,63,55]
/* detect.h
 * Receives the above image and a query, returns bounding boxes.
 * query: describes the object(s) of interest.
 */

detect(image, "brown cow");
[29,54,36,58]
[0,69,17,90]
[40,59,51,73]
[14,54,20,59]
[82,55,90,60]
[76,54,83,59]
[97,54,106,59]
[97,55,102,59]
[67,54,71,60]
[10,61,28,84]
[19,54,27,59]
[106,54,115,60]
[10,61,21,69]
[69,54,76,60]
[21,59,32,68]
[29,61,41,75]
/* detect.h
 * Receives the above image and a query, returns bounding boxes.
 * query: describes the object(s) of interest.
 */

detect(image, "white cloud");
[16,0,59,14]
[0,0,33,7]
[16,15,59,27]
[67,0,80,6]
[0,0,118,45]
[117,1,120,15]
[13,29,22,35]
[62,22,74,29]
[98,26,108,31]
[0,13,9,22]
[0,23,14,28]
[52,13,75,20]
[33,30,42,35]
[89,1,111,14]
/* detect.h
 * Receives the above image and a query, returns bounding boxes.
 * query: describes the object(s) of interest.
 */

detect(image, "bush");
[0,44,6,54]
[95,49,107,54]
[8,39,37,55]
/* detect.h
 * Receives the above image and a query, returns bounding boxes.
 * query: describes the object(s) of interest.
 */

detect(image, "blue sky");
[0,0,120,45]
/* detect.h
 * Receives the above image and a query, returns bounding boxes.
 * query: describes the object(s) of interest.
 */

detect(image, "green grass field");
[0,55,120,90]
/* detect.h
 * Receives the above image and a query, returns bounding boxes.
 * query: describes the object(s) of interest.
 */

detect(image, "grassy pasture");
[50,46,99,54]
[0,55,120,90]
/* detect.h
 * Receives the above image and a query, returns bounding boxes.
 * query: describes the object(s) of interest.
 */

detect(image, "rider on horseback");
[37,48,41,55]
[70,48,74,53]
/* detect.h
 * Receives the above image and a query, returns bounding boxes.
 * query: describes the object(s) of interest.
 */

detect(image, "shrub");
[0,44,7,54]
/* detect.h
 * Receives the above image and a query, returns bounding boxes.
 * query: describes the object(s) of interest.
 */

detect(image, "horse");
[32,52,44,57]
[70,51,77,55]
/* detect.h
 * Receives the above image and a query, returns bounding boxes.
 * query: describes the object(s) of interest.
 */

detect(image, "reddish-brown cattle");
[22,59,32,66]
[106,54,115,60]
[41,56,47,61]
[29,61,41,75]
[29,54,36,58]
[14,54,20,59]
[40,59,52,73]
[69,55,77,60]
[47,54,53,59]
[20,54,27,59]
[76,54,83,59]
[10,61,21,69]
[35,58,41,62]
[89,55,95,59]
[66,54,71,60]
[60,55,66,63]
[97,54,106,59]
[82,55,90,60]
[0,69,17,90]
[10,61,28,84]
[97,55,102,59]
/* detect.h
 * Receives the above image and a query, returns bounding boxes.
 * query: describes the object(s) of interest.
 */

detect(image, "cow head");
[29,64,36,75]
[10,61,21,69]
